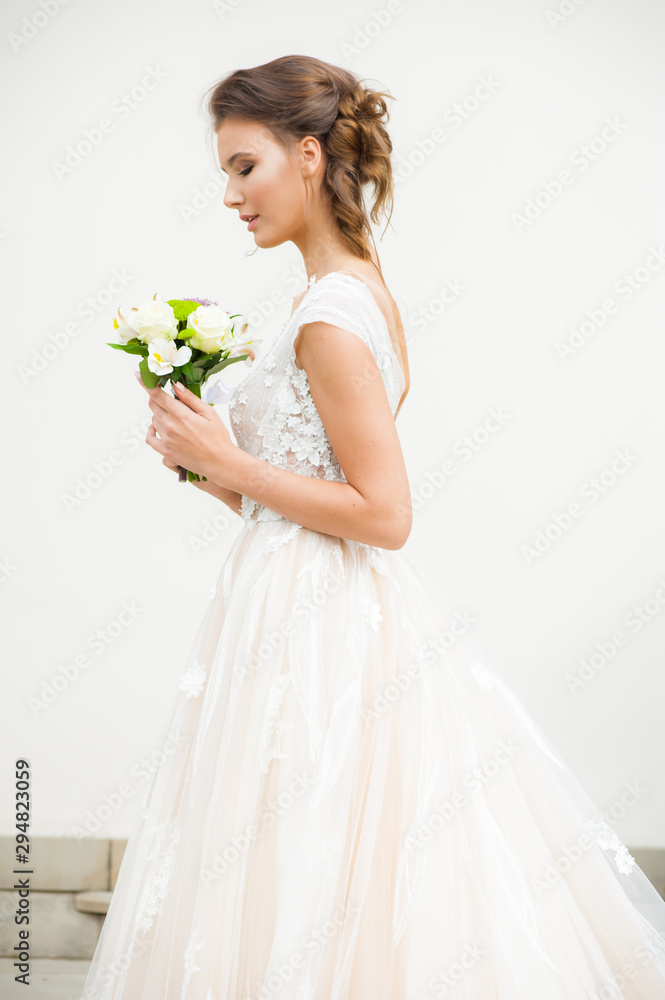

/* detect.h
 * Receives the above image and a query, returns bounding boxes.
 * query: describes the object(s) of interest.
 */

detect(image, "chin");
[255,228,286,250]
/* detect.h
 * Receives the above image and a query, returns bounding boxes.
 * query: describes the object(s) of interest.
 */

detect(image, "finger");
[145,421,165,456]
[173,380,213,417]
[135,374,179,415]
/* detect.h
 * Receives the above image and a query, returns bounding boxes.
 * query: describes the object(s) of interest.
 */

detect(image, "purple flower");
[180,296,221,307]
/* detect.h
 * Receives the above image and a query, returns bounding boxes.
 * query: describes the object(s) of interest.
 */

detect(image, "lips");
[240,214,259,222]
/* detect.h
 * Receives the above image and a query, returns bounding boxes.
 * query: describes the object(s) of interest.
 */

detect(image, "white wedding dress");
[81,271,665,999]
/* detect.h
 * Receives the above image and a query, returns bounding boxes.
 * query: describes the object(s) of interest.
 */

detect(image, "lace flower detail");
[181,928,205,998]
[585,815,636,875]
[135,819,181,933]
[470,662,495,691]
[257,672,293,773]
[179,660,207,699]
[361,597,383,633]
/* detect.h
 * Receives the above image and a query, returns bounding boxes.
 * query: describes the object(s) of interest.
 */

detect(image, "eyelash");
[240,166,253,176]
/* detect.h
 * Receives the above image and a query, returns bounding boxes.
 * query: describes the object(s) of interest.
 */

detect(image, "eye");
[240,166,253,176]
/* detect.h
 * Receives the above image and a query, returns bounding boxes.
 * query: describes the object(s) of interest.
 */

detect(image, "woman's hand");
[135,371,237,485]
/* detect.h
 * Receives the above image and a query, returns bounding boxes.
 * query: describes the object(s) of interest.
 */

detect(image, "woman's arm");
[160,453,242,516]
[207,322,412,549]
[191,477,243,516]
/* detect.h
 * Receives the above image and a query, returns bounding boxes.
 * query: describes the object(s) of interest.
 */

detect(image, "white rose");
[115,296,178,345]
[186,305,235,354]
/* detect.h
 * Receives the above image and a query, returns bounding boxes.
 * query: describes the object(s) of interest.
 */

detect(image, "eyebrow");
[220,151,253,174]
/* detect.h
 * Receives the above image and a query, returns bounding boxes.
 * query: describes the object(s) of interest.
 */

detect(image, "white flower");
[200,377,235,405]
[114,295,178,345]
[147,338,192,376]
[179,661,207,698]
[186,305,235,354]
[228,334,263,367]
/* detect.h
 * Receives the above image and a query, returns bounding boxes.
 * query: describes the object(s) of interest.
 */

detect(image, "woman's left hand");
[135,371,236,484]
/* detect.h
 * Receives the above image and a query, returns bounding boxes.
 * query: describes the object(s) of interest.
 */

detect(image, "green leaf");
[179,361,195,380]
[106,342,148,356]
[203,354,249,377]
[139,358,159,388]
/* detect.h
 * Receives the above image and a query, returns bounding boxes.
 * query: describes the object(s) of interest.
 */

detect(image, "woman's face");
[217,118,318,249]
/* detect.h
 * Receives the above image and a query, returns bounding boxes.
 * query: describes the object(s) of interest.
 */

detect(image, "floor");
[0,958,91,1000]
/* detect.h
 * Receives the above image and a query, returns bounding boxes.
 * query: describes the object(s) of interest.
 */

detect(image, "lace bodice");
[228,270,406,528]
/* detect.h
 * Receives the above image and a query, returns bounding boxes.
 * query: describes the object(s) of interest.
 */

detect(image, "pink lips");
[248,216,259,231]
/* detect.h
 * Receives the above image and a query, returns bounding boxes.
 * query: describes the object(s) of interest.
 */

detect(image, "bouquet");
[107,293,257,482]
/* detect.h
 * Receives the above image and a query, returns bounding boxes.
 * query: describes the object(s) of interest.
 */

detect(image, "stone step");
[74,890,113,915]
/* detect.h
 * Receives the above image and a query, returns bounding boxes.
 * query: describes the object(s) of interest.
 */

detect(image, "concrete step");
[74,890,112,915]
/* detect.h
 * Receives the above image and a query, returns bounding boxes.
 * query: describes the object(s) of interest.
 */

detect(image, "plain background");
[2,0,664,845]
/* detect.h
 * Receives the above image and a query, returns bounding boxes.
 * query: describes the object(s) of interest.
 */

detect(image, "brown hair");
[202,54,395,276]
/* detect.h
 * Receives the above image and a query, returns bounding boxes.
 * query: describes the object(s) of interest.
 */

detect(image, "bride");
[82,54,665,1000]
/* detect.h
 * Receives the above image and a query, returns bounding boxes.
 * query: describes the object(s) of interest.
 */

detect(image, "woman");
[82,55,665,999]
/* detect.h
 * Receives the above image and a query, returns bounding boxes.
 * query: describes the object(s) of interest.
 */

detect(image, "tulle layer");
[81,519,665,1000]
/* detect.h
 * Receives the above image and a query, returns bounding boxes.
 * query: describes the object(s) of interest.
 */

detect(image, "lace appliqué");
[470,661,495,691]
[585,815,636,875]
[253,366,345,478]
[181,928,205,999]
[257,672,293,773]
[134,819,181,934]
[179,660,207,699]
[360,596,383,633]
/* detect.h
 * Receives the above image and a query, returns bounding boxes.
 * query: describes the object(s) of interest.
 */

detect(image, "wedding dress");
[81,270,665,999]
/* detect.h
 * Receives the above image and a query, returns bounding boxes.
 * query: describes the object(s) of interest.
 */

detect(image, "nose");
[223,177,242,211]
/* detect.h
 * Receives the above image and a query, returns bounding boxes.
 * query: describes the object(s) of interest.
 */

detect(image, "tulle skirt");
[81,517,665,999]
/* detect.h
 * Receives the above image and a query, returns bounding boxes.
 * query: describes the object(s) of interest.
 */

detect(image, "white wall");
[2,0,664,847]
